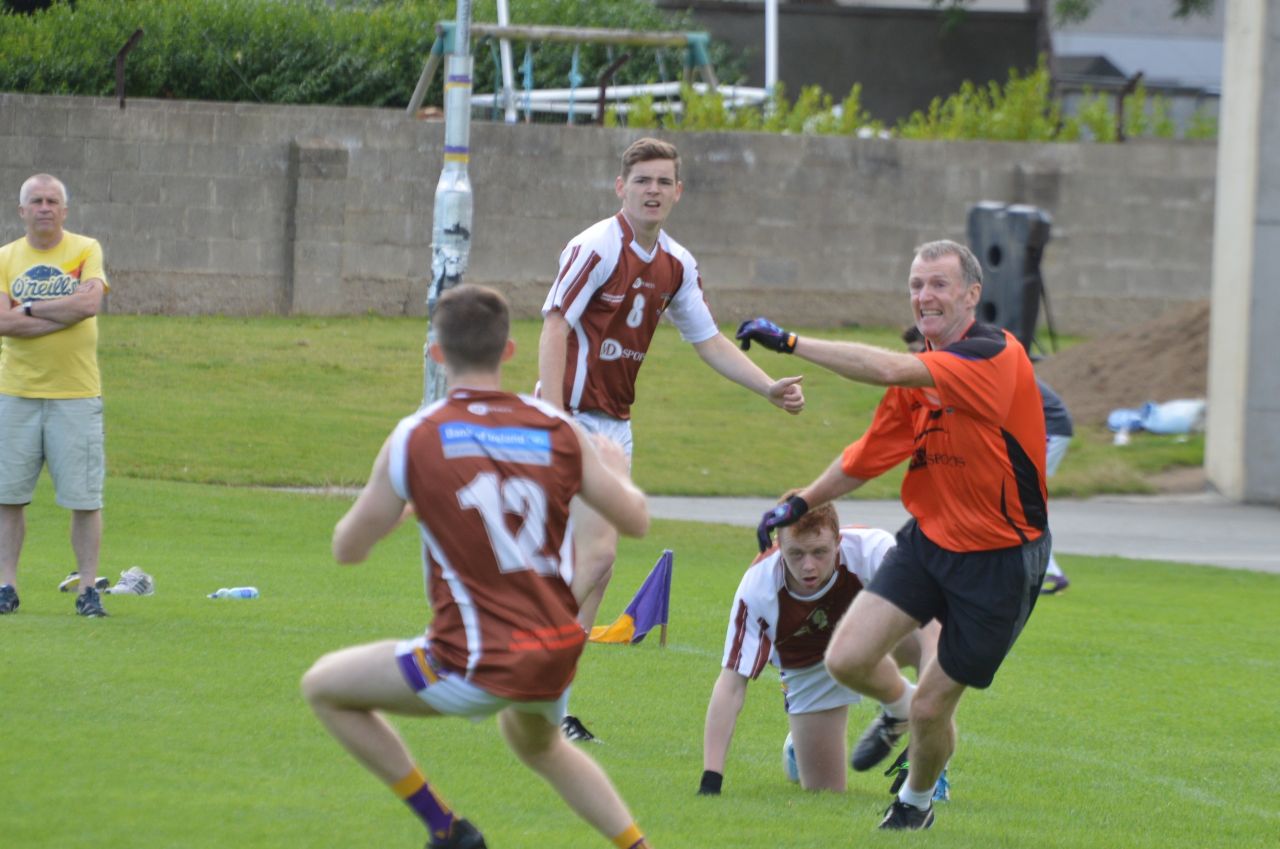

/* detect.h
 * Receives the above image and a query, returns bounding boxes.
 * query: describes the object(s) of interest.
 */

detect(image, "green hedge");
[0,0,737,108]
[614,59,1218,143]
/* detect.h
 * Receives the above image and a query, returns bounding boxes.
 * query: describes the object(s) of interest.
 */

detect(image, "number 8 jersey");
[543,212,720,420]
[389,388,586,702]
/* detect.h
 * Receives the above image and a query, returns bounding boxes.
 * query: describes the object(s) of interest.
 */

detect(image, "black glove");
[698,770,723,796]
[756,495,808,552]
[735,317,797,353]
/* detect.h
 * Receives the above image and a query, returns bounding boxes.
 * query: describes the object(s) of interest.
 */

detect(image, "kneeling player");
[698,496,940,795]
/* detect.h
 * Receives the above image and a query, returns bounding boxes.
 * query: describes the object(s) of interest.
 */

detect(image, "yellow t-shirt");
[0,231,110,398]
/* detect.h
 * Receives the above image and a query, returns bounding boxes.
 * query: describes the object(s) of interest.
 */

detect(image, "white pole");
[424,1,475,405]
[496,0,518,124]
[765,0,778,93]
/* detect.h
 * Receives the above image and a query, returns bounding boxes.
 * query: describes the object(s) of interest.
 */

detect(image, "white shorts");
[394,636,568,725]
[1046,434,1071,478]
[779,662,861,715]
[571,410,633,462]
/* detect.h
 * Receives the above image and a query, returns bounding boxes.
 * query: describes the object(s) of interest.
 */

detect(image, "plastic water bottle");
[208,587,259,599]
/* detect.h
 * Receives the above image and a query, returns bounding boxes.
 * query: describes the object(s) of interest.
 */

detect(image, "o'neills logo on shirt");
[599,338,646,363]
[11,265,80,300]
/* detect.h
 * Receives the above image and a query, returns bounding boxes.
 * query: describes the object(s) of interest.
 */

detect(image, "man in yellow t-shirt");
[0,174,111,618]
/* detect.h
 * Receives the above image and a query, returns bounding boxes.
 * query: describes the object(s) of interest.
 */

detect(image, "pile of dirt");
[1034,300,1210,428]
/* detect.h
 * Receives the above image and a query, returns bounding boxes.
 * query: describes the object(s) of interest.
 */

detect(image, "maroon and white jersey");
[542,212,720,419]
[721,528,895,678]
[389,388,585,702]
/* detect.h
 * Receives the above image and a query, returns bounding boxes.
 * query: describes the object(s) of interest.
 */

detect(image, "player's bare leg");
[825,592,920,703]
[903,660,964,798]
[301,640,440,781]
[890,618,940,676]
[498,708,651,847]
[570,497,619,630]
[302,641,477,845]
[788,706,848,791]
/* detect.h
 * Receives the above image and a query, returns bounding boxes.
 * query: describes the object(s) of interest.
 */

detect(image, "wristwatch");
[22,301,33,317]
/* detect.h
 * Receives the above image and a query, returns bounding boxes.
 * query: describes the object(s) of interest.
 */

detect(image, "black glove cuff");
[781,332,797,353]
[698,770,723,795]
[785,494,808,517]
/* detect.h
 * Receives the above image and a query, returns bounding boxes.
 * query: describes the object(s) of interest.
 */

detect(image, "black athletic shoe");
[878,800,934,831]
[75,586,108,618]
[428,817,487,849]
[0,584,18,614]
[851,711,908,771]
[560,714,598,743]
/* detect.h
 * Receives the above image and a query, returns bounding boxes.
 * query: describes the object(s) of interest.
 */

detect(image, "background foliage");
[616,61,1217,143]
[0,0,738,108]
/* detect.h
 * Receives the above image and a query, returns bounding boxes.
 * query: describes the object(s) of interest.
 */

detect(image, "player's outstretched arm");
[693,332,805,414]
[333,437,408,564]
[737,316,933,388]
[701,668,750,794]
[576,431,649,538]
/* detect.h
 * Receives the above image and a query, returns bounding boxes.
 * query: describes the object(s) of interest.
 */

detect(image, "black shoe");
[428,817,486,849]
[851,711,908,771]
[75,586,108,618]
[560,714,598,743]
[0,584,18,614]
[878,799,934,831]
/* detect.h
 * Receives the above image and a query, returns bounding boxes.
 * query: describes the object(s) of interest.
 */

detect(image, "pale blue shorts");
[0,395,104,510]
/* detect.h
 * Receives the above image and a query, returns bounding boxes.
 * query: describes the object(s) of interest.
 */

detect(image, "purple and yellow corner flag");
[589,550,673,645]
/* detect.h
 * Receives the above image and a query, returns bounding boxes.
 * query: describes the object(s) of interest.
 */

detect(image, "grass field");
[98,315,1202,496]
[4,314,1266,849]
[6,479,1277,849]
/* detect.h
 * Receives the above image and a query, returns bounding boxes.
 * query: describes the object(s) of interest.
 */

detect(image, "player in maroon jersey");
[538,137,805,646]
[699,497,940,796]
[303,286,656,849]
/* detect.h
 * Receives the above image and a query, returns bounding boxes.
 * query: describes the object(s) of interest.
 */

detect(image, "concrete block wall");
[0,92,1216,333]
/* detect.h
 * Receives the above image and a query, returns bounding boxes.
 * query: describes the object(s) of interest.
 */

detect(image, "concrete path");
[648,492,1280,574]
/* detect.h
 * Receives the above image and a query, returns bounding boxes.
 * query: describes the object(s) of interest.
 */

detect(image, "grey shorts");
[0,395,105,510]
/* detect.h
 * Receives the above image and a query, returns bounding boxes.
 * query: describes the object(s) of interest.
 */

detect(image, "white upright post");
[496,0,518,124]
[765,0,778,93]
[424,1,475,406]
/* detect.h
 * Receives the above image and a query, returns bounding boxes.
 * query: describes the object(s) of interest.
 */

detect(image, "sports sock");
[882,678,916,720]
[898,781,934,811]
[611,823,650,849]
[391,767,454,841]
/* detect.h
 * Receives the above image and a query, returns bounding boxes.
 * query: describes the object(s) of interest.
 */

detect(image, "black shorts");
[868,519,1050,689]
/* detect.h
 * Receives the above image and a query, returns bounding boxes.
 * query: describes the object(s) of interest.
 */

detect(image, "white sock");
[898,781,934,810]
[882,678,915,720]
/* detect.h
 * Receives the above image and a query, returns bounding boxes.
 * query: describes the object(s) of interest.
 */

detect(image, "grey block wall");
[0,92,1216,333]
